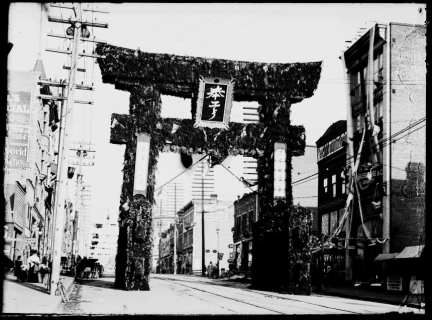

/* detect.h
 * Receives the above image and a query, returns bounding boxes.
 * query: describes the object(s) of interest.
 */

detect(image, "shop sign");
[7,145,30,168]
[204,207,228,221]
[317,132,347,162]
[387,276,402,291]
[7,90,31,126]
[25,238,37,246]
[357,165,383,189]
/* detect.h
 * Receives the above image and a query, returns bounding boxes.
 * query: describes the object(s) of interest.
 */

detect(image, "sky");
[7,2,426,222]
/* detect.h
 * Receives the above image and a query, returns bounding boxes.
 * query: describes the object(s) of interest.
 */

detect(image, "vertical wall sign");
[195,77,234,129]
[7,90,32,169]
[274,142,287,201]
[133,133,151,196]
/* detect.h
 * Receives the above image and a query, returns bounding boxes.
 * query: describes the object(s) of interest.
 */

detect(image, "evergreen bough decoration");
[96,43,321,293]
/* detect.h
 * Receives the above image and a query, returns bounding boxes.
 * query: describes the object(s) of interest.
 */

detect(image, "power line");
[154,154,209,193]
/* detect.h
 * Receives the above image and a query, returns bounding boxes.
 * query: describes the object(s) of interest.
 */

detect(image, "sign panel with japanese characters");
[274,142,287,200]
[133,134,151,196]
[195,77,234,129]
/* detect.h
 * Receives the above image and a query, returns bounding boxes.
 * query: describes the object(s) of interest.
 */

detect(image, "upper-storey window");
[332,174,337,197]
[373,51,384,87]
[323,177,328,194]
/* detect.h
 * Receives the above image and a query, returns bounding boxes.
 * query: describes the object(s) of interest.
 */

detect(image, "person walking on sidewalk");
[207,262,213,278]
[13,256,22,280]
[28,250,40,283]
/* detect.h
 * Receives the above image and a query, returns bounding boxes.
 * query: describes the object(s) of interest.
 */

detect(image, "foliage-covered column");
[114,86,161,290]
[251,96,313,294]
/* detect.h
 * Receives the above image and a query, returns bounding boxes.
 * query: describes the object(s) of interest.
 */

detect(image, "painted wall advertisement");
[7,90,31,169]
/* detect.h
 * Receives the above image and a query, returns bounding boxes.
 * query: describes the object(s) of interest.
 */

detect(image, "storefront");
[374,245,425,293]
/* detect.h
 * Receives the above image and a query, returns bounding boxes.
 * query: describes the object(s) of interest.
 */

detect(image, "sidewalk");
[2,273,76,314]
[312,284,424,310]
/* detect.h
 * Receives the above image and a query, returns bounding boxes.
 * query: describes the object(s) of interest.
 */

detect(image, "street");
[55,274,423,315]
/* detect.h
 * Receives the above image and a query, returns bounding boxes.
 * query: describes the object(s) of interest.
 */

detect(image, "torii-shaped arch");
[96,43,321,293]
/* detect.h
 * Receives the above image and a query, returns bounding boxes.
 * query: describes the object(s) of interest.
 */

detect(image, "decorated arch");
[96,43,321,293]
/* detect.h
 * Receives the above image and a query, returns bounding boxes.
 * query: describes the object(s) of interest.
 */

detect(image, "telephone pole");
[174,184,177,275]
[47,3,108,296]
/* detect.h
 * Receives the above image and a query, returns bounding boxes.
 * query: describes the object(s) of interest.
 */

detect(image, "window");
[241,214,247,233]
[341,171,346,194]
[321,214,329,235]
[332,175,337,197]
[248,210,254,230]
[236,216,241,234]
[330,211,338,234]
[323,178,328,194]
[374,99,383,122]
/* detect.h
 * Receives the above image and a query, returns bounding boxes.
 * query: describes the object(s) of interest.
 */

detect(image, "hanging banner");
[195,77,234,130]
[274,142,287,200]
[133,133,151,196]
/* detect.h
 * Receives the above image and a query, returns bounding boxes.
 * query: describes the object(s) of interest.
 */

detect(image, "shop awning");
[393,245,425,259]
[374,253,398,262]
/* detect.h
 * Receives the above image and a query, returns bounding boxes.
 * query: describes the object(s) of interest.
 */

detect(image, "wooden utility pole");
[46,3,108,296]
[50,3,82,295]
[174,184,177,275]
[201,163,206,276]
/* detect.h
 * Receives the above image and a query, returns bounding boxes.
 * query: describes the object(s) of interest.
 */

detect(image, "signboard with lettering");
[7,90,31,126]
[25,238,37,246]
[357,165,383,189]
[387,276,403,291]
[317,132,347,162]
[204,207,229,221]
[6,90,31,169]
[195,77,234,130]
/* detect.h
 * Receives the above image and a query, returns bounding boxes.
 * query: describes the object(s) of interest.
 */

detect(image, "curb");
[314,290,423,310]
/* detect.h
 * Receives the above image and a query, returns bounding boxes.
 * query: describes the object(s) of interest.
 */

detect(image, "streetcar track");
[157,277,285,315]
[156,276,359,315]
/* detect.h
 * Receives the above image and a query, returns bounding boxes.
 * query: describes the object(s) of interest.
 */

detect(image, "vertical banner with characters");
[195,77,234,129]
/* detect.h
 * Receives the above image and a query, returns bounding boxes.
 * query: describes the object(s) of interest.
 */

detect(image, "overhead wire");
[118,3,196,47]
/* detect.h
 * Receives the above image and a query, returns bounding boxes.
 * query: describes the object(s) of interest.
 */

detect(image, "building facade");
[4,64,56,264]
[316,120,349,285]
[327,22,427,291]
[232,192,258,273]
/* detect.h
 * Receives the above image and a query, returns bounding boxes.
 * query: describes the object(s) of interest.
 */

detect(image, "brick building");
[159,195,234,275]
[326,22,427,291]
[232,192,258,273]
[315,120,349,285]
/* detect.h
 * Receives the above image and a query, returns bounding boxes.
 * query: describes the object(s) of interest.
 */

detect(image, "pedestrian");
[28,250,40,283]
[76,257,87,280]
[14,256,23,280]
[207,261,213,278]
